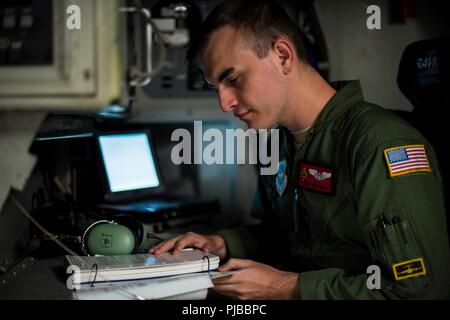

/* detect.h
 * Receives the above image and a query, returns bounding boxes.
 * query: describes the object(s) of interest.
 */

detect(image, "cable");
[10,194,79,257]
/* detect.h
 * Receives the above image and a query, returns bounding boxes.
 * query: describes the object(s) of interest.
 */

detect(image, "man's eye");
[228,76,240,84]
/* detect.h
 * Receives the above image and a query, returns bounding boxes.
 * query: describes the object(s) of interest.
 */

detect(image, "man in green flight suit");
[150,0,450,299]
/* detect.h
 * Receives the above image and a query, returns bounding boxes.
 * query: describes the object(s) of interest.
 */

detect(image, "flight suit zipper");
[288,126,316,267]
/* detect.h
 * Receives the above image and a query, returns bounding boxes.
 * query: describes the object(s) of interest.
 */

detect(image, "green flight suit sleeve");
[299,133,450,299]
[216,226,260,259]
[215,178,266,259]
[215,169,292,262]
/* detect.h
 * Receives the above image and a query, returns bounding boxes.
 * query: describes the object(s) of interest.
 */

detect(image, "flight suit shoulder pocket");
[368,208,430,298]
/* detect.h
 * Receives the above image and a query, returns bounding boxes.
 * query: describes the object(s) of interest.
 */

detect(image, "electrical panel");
[0,0,128,111]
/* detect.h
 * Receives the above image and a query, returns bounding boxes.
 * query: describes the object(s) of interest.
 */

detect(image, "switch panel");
[0,0,52,65]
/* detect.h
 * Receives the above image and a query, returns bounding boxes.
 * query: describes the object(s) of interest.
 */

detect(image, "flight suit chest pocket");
[368,208,429,298]
[299,183,353,239]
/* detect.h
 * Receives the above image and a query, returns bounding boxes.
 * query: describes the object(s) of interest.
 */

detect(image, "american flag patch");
[384,144,431,177]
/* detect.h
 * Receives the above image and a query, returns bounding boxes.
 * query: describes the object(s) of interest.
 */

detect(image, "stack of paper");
[66,249,220,285]
[73,273,213,300]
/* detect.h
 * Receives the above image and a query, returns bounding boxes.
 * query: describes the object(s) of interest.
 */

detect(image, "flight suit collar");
[281,80,364,163]
[313,80,364,132]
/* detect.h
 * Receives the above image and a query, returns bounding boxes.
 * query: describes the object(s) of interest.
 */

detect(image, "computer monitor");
[95,130,165,202]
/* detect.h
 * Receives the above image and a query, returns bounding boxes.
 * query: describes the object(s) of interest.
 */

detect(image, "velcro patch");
[298,163,333,194]
[384,144,431,178]
[393,257,427,281]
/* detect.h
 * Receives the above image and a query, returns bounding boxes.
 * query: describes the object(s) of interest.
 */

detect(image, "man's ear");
[273,38,295,75]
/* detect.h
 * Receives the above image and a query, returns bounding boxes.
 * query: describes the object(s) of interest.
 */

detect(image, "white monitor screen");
[98,133,160,193]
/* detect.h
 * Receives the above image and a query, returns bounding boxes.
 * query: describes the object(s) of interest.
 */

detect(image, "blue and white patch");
[275,160,287,196]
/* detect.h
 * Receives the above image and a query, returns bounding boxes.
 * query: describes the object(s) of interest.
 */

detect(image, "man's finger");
[172,235,204,255]
[150,236,181,255]
[200,244,212,253]
[218,258,254,272]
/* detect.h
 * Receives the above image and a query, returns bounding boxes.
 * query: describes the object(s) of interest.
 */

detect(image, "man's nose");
[218,88,238,113]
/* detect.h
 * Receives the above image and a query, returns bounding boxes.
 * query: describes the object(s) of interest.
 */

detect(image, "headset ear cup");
[83,220,136,256]
[82,220,109,256]
[111,214,144,253]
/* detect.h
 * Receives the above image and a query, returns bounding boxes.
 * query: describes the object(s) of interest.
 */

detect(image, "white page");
[73,273,213,300]
[161,289,209,300]
[208,271,240,279]
[66,249,219,271]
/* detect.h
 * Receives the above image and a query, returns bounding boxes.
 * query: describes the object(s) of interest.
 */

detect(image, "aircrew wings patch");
[384,144,431,178]
[298,162,333,194]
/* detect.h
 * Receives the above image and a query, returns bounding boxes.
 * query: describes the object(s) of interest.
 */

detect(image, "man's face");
[202,26,288,129]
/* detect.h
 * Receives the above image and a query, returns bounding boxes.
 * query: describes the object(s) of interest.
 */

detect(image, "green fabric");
[220,80,450,299]
[216,225,262,260]
[215,228,247,259]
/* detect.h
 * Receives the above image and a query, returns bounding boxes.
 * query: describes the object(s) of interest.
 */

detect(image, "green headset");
[81,214,157,256]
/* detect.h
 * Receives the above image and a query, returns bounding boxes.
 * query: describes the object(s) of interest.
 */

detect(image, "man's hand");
[213,259,300,300]
[149,232,227,259]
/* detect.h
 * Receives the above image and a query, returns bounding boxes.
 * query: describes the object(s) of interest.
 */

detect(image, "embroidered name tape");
[393,257,427,281]
[298,163,333,194]
[384,144,431,178]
